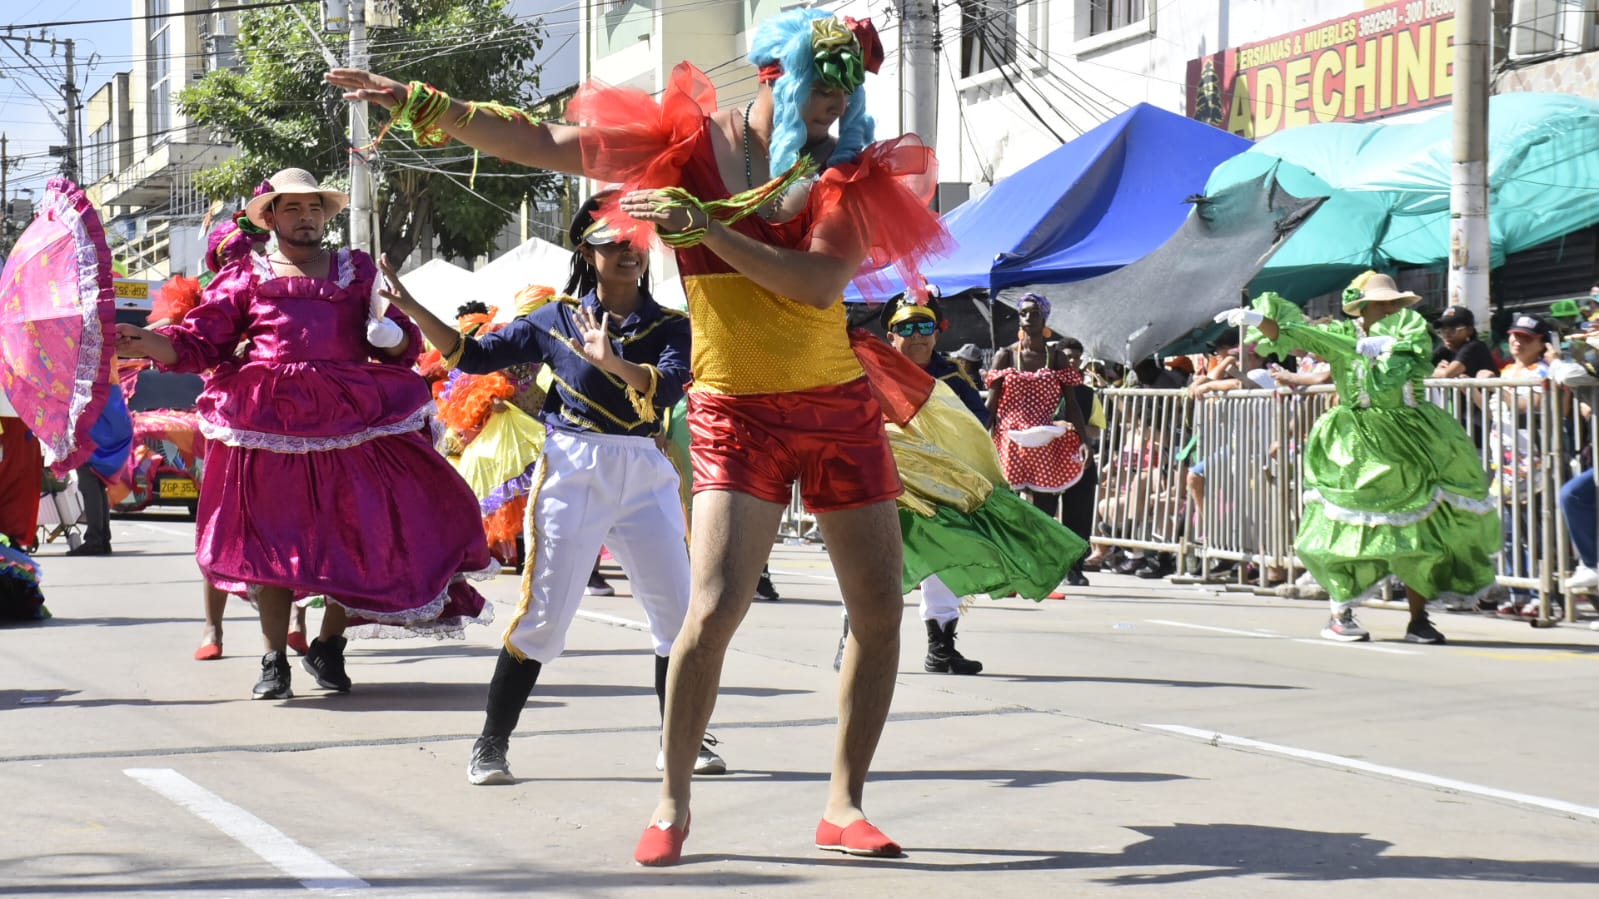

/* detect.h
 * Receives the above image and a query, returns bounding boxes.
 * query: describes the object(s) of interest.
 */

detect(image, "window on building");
[960,0,1018,78]
[1089,0,1146,35]
[147,3,172,144]
[86,123,112,184]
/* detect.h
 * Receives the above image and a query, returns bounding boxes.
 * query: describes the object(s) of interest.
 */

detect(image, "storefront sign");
[1187,0,1456,140]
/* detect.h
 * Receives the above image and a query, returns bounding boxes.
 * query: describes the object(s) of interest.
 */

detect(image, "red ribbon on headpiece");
[846,17,884,75]
[757,62,783,84]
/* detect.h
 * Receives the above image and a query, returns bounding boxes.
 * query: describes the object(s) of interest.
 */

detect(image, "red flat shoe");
[815,819,903,857]
[193,643,222,661]
[634,816,690,867]
[286,632,310,656]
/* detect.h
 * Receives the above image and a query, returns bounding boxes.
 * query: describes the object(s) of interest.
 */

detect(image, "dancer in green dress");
[1215,272,1499,644]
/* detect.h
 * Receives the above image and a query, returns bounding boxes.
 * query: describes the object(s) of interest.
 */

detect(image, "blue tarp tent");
[851,102,1252,301]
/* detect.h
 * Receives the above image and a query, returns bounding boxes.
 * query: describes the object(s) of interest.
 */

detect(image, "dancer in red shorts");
[329,8,945,865]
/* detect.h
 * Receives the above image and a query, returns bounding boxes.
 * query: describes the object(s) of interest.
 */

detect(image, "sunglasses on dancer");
[891,321,938,337]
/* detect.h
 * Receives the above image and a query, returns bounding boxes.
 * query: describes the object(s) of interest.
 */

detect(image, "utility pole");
[898,1,939,155]
[1448,0,1491,321]
[348,2,373,255]
[62,38,78,184]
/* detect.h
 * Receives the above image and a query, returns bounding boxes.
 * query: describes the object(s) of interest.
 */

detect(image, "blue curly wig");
[748,9,875,173]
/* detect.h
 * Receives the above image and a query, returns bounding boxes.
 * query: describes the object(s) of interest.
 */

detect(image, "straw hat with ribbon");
[1341,270,1421,316]
[243,168,350,230]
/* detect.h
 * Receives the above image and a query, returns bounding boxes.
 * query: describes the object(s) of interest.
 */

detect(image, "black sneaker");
[1065,568,1090,588]
[468,735,514,785]
[66,542,112,557]
[655,733,728,775]
[252,650,292,700]
[302,636,352,692]
[1134,556,1175,579]
[1320,609,1371,642]
[585,570,616,596]
[1405,615,1446,645]
[754,573,781,602]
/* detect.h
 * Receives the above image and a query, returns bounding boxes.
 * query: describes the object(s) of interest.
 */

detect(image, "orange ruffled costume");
[566,63,949,511]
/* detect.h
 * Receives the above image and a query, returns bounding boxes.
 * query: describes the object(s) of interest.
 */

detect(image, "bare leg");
[257,586,294,653]
[649,490,785,828]
[814,500,903,827]
[199,581,227,648]
[289,603,307,640]
[1405,586,1427,619]
[319,601,348,640]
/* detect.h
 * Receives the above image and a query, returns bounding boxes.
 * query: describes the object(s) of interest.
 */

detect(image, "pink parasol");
[0,178,116,474]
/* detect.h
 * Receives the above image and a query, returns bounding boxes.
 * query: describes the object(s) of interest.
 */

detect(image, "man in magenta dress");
[115,168,495,701]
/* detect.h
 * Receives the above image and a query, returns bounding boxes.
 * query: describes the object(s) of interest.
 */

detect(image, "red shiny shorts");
[688,378,902,514]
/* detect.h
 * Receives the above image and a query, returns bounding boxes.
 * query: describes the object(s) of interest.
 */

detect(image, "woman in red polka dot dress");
[985,294,1089,521]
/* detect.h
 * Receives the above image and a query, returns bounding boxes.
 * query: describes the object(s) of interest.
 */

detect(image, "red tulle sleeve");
[809,135,951,298]
[567,62,716,188]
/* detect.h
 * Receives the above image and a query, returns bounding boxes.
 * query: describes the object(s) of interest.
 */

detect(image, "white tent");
[472,236,572,317]
[473,236,689,314]
[396,258,475,322]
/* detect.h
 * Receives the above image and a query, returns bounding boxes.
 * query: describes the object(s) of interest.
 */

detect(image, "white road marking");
[1146,619,1421,655]
[769,566,840,583]
[1146,725,1599,822]
[124,768,368,891]
[131,521,194,539]
[576,609,647,630]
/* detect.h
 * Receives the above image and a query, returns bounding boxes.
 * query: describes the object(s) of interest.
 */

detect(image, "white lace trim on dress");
[1303,486,1497,527]
[199,402,435,452]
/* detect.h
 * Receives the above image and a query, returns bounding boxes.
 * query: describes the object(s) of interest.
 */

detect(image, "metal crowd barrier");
[778,481,821,543]
[1093,377,1590,623]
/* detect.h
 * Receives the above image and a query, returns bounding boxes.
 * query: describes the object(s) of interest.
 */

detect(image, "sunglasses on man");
[890,321,938,337]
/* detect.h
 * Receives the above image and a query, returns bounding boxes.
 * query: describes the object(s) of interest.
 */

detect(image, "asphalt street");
[3,515,1598,897]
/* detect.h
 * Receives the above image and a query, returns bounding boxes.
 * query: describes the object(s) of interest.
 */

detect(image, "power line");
[5,0,318,32]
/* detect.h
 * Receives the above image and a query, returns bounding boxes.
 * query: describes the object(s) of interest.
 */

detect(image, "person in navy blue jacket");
[379,192,724,785]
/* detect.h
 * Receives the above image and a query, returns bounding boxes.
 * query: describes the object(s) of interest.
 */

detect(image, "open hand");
[325,68,406,109]
[618,189,698,234]
[568,306,617,368]
[377,254,416,310]
[115,323,154,358]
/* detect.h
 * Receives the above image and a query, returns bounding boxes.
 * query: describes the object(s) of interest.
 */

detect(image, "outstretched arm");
[618,189,866,309]
[326,68,586,175]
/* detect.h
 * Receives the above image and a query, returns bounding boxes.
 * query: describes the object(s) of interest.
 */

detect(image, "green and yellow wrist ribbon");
[453,101,542,188]
[651,157,819,248]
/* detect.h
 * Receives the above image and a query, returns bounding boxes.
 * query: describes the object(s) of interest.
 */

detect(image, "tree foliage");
[178,0,557,266]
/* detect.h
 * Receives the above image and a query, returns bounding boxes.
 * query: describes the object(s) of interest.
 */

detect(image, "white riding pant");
[504,429,690,664]
[919,574,963,625]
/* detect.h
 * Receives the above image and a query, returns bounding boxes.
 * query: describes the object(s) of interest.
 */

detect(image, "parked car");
[112,305,205,518]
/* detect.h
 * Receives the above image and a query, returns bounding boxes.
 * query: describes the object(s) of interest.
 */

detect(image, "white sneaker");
[1566,565,1599,593]
[655,735,727,775]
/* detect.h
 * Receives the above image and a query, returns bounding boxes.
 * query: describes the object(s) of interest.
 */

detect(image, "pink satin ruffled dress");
[158,249,495,637]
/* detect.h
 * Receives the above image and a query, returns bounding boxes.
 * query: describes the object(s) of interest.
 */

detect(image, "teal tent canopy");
[1206,92,1599,298]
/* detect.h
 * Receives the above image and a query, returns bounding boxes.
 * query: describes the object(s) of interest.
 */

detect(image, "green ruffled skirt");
[1297,402,1499,603]
[900,487,1087,600]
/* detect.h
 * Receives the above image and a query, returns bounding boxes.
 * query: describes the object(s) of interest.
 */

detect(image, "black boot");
[303,636,352,692]
[252,650,292,700]
[832,614,850,672]
[924,619,983,675]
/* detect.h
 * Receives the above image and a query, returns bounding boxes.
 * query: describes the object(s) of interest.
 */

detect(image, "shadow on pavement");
[0,689,230,710]
[539,768,1188,790]
[989,674,1303,690]
[720,823,1599,882]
